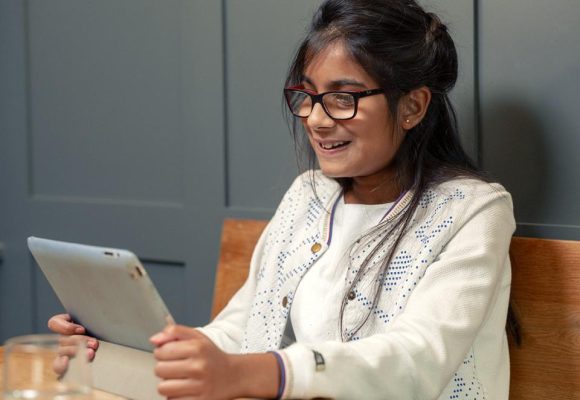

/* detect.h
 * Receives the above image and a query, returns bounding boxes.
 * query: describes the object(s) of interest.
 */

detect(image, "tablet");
[28,237,175,352]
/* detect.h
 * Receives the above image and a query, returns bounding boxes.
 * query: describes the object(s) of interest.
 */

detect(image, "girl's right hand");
[48,313,99,361]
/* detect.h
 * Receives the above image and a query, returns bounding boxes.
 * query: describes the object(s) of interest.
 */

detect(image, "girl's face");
[301,42,404,184]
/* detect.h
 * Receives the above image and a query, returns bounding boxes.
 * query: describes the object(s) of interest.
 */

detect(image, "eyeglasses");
[284,86,385,120]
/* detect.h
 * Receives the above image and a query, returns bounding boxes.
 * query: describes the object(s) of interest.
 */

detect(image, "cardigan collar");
[309,172,414,246]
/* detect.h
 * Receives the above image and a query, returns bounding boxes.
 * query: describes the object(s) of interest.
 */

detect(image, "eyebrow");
[301,76,367,90]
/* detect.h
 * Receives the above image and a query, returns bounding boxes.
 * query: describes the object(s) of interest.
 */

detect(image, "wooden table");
[0,346,125,399]
[0,346,258,399]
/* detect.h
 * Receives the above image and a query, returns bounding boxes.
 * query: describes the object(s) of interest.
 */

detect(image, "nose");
[305,102,335,130]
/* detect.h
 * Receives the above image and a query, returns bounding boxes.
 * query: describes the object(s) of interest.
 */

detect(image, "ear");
[398,86,431,130]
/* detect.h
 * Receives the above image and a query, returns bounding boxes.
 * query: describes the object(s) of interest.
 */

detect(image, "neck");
[343,173,401,205]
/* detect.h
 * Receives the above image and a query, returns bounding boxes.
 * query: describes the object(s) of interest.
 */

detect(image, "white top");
[291,197,393,343]
[200,172,515,400]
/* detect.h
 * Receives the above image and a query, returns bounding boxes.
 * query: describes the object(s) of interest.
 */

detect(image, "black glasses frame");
[284,87,385,120]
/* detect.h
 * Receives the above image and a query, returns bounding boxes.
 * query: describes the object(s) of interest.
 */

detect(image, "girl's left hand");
[150,325,238,400]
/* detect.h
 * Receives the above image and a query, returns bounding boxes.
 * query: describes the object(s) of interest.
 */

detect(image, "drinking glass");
[3,334,92,399]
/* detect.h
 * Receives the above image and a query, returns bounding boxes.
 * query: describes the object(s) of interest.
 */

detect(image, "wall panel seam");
[473,0,482,167]
[30,194,184,209]
[222,0,230,209]
[22,0,39,332]
[30,254,39,332]
[23,0,34,199]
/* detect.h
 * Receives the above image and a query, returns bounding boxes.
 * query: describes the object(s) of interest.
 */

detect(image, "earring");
[405,119,410,124]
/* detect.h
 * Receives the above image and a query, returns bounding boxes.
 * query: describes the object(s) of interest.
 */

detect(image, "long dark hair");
[285,0,520,343]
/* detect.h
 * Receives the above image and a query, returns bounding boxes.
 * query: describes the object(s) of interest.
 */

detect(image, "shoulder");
[427,177,512,206]
[422,176,515,229]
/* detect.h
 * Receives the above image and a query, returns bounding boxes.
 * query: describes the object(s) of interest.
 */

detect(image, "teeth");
[321,141,347,150]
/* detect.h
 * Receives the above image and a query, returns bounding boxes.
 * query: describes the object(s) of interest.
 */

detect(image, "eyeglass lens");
[286,91,356,119]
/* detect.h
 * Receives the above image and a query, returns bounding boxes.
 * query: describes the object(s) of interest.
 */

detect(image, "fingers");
[150,325,202,347]
[82,337,98,361]
[48,315,98,362]
[155,359,202,380]
[155,339,209,362]
[87,337,99,352]
[48,314,86,335]
[58,335,98,352]
[87,347,96,361]
[52,354,69,376]
[57,337,96,356]
[58,335,98,349]
[56,335,98,363]
[158,379,201,399]
[52,347,95,377]
[152,326,226,399]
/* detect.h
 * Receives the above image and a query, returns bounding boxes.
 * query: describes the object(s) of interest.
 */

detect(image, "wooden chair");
[508,237,580,399]
[212,219,580,399]
[211,219,268,319]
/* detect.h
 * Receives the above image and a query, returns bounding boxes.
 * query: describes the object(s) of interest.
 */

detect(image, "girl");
[51,1,515,398]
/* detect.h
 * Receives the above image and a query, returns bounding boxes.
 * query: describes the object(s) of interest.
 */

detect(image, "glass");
[284,87,384,120]
[3,334,92,399]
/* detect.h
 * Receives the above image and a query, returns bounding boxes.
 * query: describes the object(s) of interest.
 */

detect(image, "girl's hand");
[151,325,281,399]
[150,325,240,399]
[47,313,99,361]
[52,335,98,376]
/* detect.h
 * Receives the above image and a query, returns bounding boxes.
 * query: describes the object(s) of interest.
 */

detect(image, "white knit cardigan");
[200,171,515,399]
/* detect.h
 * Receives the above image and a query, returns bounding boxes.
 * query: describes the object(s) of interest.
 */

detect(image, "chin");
[319,168,351,179]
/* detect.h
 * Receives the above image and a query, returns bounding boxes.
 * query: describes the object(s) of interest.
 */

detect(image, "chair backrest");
[508,237,580,400]
[212,219,580,399]
[211,219,268,318]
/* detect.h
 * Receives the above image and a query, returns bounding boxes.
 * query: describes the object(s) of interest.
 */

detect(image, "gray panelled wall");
[1,0,579,343]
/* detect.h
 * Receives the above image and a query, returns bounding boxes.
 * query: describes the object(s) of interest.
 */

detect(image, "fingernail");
[74,327,85,334]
